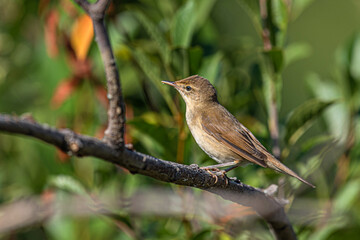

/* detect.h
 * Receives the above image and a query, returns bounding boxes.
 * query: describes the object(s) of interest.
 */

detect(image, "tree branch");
[73,0,90,13]
[75,0,126,148]
[0,1,298,239]
[0,114,296,240]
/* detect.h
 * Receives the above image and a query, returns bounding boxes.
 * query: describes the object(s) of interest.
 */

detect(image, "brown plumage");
[162,75,315,188]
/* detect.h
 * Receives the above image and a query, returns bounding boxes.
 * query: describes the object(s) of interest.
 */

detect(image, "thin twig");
[74,0,126,148]
[260,0,272,51]
[269,87,281,159]
[259,0,281,159]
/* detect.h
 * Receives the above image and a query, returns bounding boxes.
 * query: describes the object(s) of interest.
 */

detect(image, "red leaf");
[44,10,59,58]
[60,0,78,18]
[51,77,79,108]
[125,104,134,145]
[56,149,70,163]
[218,204,255,224]
[95,125,107,139]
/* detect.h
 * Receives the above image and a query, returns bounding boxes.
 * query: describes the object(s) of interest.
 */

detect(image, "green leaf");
[189,46,203,74]
[128,114,178,160]
[171,0,216,48]
[291,0,315,20]
[236,0,262,34]
[198,52,223,83]
[264,48,284,74]
[308,221,348,240]
[337,32,360,95]
[307,73,349,142]
[285,99,336,145]
[48,175,87,194]
[191,229,212,240]
[284,42,312,66]
[171,0,197,48]
[348,34,360,82]
[289,155,321,189]
[131,48,178,116]
[132,10,171,64]
[334,179,360,213]
[301,135,335,153]
[270,0,288,32]
[131,126,166,157]
[269,0,288,47]
[193,0,217,29]
[219,232,233,240]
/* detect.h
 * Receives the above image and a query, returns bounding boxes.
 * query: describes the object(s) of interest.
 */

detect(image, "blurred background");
[1,0,360,239]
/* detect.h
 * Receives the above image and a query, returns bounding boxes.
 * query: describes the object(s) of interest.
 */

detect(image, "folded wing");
[201,108,268,168]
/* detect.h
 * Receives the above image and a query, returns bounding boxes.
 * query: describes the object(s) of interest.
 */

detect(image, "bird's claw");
[201,167,228,185]
[205,169,219,184]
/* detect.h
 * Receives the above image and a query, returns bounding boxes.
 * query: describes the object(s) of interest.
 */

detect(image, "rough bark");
[74,0,125,148]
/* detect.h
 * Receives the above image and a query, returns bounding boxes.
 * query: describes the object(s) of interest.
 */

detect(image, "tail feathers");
[267,156,316,188]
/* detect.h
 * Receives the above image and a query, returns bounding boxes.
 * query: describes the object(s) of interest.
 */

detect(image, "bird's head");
[162,75,218,106]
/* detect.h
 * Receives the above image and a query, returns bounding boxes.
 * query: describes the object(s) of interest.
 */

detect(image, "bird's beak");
[161,81,178,88]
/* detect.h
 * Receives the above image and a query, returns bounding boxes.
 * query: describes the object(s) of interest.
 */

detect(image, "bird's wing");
[201,108,268,168]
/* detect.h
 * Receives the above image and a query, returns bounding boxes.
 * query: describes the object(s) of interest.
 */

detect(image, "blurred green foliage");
[1,0,360,239]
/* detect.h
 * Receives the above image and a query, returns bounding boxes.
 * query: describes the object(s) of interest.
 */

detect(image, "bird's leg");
[224,164,240,172]
[200,161,240,185]
[201,160,240,171]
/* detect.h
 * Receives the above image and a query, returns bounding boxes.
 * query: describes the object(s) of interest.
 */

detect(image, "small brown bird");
[162,75,315,188]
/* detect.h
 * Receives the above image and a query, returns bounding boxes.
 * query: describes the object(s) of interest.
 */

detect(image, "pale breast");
[186,108,239,163]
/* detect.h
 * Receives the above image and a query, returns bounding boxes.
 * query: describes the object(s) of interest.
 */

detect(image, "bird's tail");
[266,155,315,188]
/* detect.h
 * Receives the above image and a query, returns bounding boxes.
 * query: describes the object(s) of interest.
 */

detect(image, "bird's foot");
[200,167,228,185]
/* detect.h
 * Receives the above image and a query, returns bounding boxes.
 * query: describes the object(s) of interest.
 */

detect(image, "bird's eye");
[185,86,192,91]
